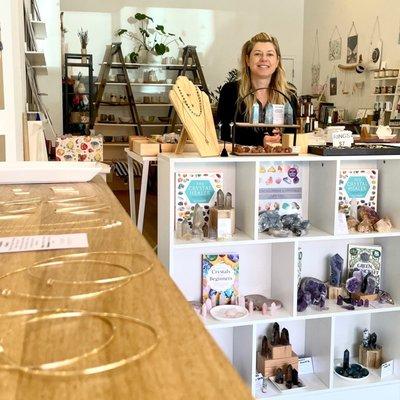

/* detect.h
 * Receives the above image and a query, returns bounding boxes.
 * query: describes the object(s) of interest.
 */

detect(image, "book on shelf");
[259,162,304,216]
[338,169,378,215]
[175,172,223,228]
[347,244,382,289]
[202,254,239,306]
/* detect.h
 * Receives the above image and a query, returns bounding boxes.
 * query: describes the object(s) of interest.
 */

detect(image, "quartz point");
[280,328,290,345]
[329,253,343,286]
[216,189,224,209]
[224,192,232,210]
[272,322,280,345]
[343,349,350,370]
[192,203,204,239]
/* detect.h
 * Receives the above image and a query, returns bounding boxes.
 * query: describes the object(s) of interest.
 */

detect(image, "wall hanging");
[330,65,338,96]
[329,25,342,61]
[311,29,321,95]
[367,17,383,70]
[346,22,358,64]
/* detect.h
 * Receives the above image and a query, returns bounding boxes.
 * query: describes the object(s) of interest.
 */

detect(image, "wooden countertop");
[0,177,252,399]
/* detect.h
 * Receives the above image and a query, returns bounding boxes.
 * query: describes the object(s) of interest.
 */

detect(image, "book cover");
[347,244,382,290]
[259,162,303,216]
[202,254,239,305]
[338,169,378,215]
[175,172,223,228]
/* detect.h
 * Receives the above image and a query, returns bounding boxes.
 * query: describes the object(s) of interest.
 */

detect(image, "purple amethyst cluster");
[297,277,328,312]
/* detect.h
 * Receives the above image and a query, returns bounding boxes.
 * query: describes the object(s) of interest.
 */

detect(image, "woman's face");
[246,41,279,80]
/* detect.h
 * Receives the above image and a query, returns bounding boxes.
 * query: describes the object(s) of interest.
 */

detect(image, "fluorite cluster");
[258,211,310,237]
[297,277,327,312]
[347,205,392,233]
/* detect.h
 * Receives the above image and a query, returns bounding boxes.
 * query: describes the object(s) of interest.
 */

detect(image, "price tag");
[381,360,394,378]
[332,131,354,148]
[298,357,314,374]
[254,372,264,389]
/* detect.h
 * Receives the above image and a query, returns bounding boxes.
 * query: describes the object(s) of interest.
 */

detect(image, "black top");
[216,80,298,146]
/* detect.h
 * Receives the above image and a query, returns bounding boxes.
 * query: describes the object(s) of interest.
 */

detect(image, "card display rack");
[158,152,400,400]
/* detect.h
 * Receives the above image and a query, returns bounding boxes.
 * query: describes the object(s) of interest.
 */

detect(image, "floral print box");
[56,135,103,162]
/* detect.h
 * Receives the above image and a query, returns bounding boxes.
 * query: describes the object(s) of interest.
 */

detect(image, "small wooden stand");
[359,345,382,368]
[327,284,347,300]
[257,351,299,378]
[351,293,379,301]
[209,207,235,239]
[282,133,309,154]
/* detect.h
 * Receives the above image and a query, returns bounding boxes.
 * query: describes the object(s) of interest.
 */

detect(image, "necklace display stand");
[170,76,219,157]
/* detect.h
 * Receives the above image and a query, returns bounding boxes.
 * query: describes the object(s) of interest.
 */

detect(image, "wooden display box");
[267,342,292,359]
[351,293,379,301]
[130,137,160,156]
[256,351,299,378]
[359,344,382,368]
[209,207,235,239]
[282,133,308,154]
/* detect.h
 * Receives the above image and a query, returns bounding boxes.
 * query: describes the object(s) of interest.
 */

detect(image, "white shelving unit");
[158,153,400,400]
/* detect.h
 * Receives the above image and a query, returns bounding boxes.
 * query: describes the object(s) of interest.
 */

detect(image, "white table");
[125,149,157,233]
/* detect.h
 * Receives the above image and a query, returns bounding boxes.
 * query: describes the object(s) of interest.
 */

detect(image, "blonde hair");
[239,32,292,120]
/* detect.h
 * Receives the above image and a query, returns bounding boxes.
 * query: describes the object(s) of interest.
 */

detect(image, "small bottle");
[313,120,319,131]
[304,116,310,133]
[327,115,332,125]
[251,102,260,124]
[265,103,273,124]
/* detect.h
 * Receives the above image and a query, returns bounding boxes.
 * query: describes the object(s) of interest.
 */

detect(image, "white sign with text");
[332,130,354,148]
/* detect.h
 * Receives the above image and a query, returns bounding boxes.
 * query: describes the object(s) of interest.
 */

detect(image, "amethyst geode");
[297,277,327,312]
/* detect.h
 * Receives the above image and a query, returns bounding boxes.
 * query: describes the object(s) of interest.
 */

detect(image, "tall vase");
[81,48,87,63]
[137,49,149,64]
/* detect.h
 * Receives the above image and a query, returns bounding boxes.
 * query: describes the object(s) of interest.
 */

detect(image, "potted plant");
[77,28,88,63]
[116,13,184,63]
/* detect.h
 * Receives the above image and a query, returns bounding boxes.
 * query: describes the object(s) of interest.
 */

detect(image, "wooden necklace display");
[170,76,219,157]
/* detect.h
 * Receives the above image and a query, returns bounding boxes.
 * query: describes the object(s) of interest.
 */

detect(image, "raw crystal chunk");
[329,253,343,286]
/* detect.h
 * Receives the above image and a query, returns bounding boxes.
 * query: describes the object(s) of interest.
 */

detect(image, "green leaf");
[154,43,168,56]
[155,25,166,34]
[116,29,127,36]
[129,51,139,63]
[178,36,185,44]
[135,13,153,22]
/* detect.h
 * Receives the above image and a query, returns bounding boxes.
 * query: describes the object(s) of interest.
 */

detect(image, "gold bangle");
[0,309,159,376]
[0,218,122,233]
[27,260,133,285]
[0,312,116,370]
[0,252,153,300]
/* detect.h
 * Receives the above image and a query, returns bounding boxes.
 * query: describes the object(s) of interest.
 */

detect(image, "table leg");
[137,160,150,233]
[127,156,136,223]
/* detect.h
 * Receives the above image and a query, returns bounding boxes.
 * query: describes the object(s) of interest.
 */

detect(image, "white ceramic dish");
[210,305,249,321]
[269,376,306,392]
[334,363,369,382]
[0,162,103,184]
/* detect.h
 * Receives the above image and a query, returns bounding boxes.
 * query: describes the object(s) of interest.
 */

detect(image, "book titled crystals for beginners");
[202,254,239,305]
[175,172,223,228]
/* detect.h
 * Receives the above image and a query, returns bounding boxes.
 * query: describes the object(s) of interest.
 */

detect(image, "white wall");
[37,0,63,136]
[303,0,400,118]
[0,0,26,161]
[60,0,305,93]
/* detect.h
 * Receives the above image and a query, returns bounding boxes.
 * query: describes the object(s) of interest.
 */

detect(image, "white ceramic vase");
[147,52,163,64]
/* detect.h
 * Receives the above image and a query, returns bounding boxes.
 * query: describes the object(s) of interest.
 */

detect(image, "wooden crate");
[130,137,160,156]
[256,351,299,377]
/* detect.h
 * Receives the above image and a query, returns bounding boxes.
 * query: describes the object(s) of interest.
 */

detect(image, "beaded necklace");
[176,85,202,117]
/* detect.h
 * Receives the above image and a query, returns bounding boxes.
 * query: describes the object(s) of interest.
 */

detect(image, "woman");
[217,32,297,146]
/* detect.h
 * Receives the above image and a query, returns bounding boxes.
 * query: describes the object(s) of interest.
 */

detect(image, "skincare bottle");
[252,102,260,124]
[304,116,310,133]
[265,103,273,124]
